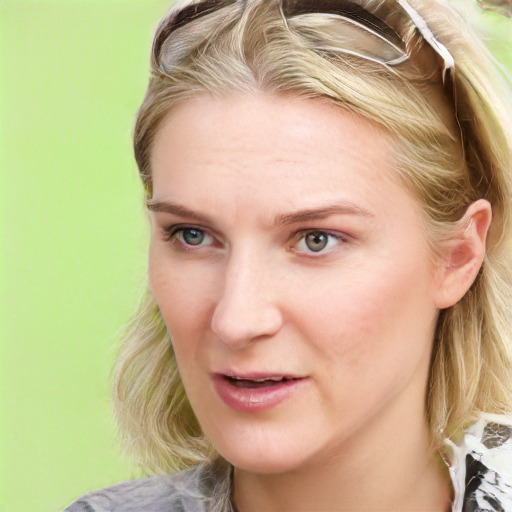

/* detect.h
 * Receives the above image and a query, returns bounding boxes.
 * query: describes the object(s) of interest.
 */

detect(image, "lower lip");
[213,376,305,412]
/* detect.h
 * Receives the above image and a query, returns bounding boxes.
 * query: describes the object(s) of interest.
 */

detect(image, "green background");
[0,1,510,511]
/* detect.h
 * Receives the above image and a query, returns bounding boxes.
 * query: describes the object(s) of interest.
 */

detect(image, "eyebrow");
[274,203,374,226]
[146,200,213,224]
[146,199,374,226]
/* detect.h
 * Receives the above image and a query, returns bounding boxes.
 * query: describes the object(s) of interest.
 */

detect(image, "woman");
[66,0,512,510]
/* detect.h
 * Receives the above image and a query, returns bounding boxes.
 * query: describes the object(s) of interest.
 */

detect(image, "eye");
[295,230,345,254]
[180,228,207,246]
[165,226,216,248]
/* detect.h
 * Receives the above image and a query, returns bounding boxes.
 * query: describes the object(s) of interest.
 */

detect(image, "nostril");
[210,297,283,348]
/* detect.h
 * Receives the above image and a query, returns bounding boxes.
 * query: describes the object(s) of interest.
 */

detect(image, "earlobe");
[434,199,492,309]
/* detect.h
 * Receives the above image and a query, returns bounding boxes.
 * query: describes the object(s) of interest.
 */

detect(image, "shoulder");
[63,461,231,512]
[445,414,512,512]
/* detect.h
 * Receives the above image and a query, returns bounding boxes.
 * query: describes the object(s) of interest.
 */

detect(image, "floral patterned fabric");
[445,415,512,512]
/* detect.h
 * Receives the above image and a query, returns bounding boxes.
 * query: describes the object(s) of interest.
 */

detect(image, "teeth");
[228,376,285,382]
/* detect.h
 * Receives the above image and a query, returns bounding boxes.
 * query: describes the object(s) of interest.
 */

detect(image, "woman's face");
[148,93,443,474]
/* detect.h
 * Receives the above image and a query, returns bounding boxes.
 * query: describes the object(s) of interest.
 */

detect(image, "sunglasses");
[477,0,512,17]
[153,0,455,83]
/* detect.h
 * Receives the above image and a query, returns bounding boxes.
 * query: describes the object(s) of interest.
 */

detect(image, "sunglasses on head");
[153,0,454,82]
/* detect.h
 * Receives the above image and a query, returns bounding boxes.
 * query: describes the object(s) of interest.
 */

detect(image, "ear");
[433,199,492,309]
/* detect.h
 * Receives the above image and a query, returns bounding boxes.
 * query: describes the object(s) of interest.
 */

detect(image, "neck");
[232,408,452,512]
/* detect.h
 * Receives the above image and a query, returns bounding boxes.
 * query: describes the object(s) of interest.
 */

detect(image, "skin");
[147,93,490,511]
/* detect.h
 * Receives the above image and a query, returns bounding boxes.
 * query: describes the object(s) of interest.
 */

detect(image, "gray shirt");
[64,459,233,512]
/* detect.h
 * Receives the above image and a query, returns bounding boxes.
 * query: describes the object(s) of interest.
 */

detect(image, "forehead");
[149,93,417,223]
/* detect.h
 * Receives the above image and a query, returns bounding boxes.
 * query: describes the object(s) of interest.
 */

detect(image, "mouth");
[212,371,306,411]
[212,370,309,412]
[222,374,302,389]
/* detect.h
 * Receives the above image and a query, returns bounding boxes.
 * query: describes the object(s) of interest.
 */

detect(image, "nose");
[211,250,283,348]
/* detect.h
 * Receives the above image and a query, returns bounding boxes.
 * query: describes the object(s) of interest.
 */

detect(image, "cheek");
[291,254,438,367]
[148,246,218,344]
[292,260,438,419]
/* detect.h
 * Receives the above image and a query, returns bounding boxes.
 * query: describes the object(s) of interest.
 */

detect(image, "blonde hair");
[113,0,512,472]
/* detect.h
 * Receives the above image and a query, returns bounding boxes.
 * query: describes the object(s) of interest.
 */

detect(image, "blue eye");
[181,228,205,246]
[167,227,215,248]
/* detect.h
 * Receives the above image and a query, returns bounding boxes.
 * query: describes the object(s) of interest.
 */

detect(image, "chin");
[212,434,315,475]
[225,452,305,475]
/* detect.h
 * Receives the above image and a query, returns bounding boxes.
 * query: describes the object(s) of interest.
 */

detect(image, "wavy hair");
[112,0,512,472]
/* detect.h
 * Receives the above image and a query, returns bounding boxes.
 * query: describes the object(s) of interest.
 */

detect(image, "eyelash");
[161,226,348,255]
